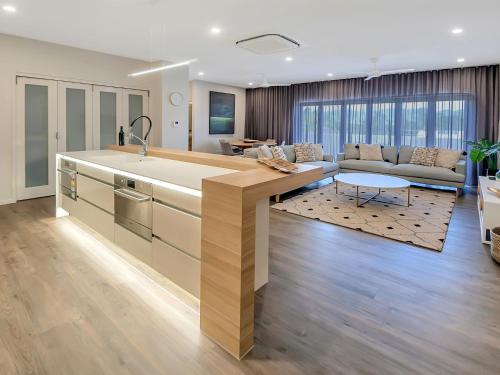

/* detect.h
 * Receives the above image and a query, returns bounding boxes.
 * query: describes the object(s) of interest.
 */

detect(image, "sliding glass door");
[295,94,472,157]
[16,77,58,200]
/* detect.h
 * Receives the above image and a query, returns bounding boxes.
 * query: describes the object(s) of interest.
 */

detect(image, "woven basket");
[490,227,500,263]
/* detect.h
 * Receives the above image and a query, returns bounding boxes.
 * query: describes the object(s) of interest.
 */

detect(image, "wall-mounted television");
[209,91,235,134]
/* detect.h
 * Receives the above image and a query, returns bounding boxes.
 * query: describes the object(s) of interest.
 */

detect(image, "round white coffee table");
[335,173,411,207]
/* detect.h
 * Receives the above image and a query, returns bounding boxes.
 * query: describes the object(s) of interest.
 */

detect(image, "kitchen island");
[56,146,322,359]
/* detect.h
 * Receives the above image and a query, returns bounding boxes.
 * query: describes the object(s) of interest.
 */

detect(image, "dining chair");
[219,139,243,156]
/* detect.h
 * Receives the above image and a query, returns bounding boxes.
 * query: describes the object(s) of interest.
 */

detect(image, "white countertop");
[57,150,237,190]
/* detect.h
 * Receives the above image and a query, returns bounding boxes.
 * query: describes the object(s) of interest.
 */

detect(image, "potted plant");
[466,139,500,177]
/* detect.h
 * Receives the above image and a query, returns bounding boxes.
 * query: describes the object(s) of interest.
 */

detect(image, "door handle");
[114,188,150,202]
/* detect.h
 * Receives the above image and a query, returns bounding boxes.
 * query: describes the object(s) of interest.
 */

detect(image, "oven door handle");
[114,188,150,202]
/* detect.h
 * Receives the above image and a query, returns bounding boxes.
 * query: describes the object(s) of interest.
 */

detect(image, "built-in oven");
[114,175,153,241]
[58,159,77,200]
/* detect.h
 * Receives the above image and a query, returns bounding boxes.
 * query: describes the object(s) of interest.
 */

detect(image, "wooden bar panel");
[201,180,256,359]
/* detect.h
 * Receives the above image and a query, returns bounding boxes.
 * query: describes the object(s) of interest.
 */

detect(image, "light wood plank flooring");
[0,186,499,374]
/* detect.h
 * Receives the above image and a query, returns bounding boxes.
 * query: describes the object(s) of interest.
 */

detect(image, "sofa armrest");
[323,154,334,163]
[455,159,466,177]
[336,153,345,161]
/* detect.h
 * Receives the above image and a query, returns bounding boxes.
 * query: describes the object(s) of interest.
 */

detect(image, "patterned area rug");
[272,183,456,251]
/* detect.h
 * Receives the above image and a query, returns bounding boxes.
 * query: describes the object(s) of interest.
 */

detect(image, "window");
[401,101,428,147]
[294,94,472,157]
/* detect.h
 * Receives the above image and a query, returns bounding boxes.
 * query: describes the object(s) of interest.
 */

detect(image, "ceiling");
[1,0,500,87]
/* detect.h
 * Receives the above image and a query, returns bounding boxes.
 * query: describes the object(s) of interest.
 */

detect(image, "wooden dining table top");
[229,139,277,149]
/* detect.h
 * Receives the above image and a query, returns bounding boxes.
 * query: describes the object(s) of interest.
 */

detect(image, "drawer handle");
[114,188,150,202]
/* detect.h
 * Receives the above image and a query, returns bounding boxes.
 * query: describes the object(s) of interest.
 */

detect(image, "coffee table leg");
[356,186,359,207]
[407,186,410,207]
[336,180,338,194]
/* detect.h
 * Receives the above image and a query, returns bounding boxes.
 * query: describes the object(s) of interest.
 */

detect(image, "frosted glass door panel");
[17,77,57,200]
[25,84,49,188]
[129,94,143,144]
[66,88,86,151]
[100,92,117,149]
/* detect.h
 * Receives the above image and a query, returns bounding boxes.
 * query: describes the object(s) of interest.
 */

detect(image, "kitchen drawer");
[152,238,200,298]
[152,202,201,259]
[73,198,114,241]
[153,185,201,216]
[77,163,114,185]
[61,194,77,214]
[77,174,114,213]
[114,224,152,266]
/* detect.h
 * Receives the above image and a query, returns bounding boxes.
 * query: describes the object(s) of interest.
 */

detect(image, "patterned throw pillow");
[409,147,439,167]
[294,143,316,163]
[270,146,288,161]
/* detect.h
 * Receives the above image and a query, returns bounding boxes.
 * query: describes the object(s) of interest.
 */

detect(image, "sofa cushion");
[382,146,398,164]
[257,144,273,159]
[390,164,465,183]
[312,144,324,161]
[434,148,462,169]
[281,145,296,162]
[344,144,360,160]
[303,161,339,174]
[244,148,258,158]
[338,159,394,174]
[398,146,415,164]
[359,144,383,161]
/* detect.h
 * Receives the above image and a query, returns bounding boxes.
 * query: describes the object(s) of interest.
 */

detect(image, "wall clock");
[169,92,184,106]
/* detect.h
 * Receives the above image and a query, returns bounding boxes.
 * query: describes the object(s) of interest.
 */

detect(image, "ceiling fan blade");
[364,76,376,81]
[380,68,416,76]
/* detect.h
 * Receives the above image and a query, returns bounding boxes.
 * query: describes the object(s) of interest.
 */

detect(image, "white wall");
[162,66,189,150]
[0,33,165,204]
[190,80,246,154]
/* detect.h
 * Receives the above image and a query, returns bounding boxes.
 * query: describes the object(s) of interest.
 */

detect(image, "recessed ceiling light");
[457,57,465,63]
[248,82,254,86]
[285,56,294,62]
[198,71,205,76]
[2,5,16,13]
[451,28,463,34]
[327,73,334,77]
[210,26,221,35]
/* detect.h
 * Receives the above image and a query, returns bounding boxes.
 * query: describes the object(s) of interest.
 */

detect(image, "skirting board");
[0,198,16,206]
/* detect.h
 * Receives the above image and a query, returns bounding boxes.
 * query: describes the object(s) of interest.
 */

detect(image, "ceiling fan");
[251,75,290,88]
[354,58,415,81]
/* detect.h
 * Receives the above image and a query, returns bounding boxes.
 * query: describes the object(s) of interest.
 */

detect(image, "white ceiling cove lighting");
[457,57,466,63]
[451,28,464,34]
[2,5,16,13]
[210,26,221,35]
[128,59,198,77]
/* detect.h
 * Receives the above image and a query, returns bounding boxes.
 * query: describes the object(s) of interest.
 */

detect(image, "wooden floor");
[1,185,500,374]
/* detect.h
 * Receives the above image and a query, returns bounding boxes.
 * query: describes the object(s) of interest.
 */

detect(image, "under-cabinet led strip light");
[57,154,202,198]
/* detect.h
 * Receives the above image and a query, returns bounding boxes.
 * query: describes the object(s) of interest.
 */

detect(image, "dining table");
[229,139,277,149]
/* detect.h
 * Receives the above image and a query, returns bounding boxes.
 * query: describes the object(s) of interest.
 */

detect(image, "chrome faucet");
[129,115,152,156]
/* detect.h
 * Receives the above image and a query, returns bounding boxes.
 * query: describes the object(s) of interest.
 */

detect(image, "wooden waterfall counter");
[109,145,322,359]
